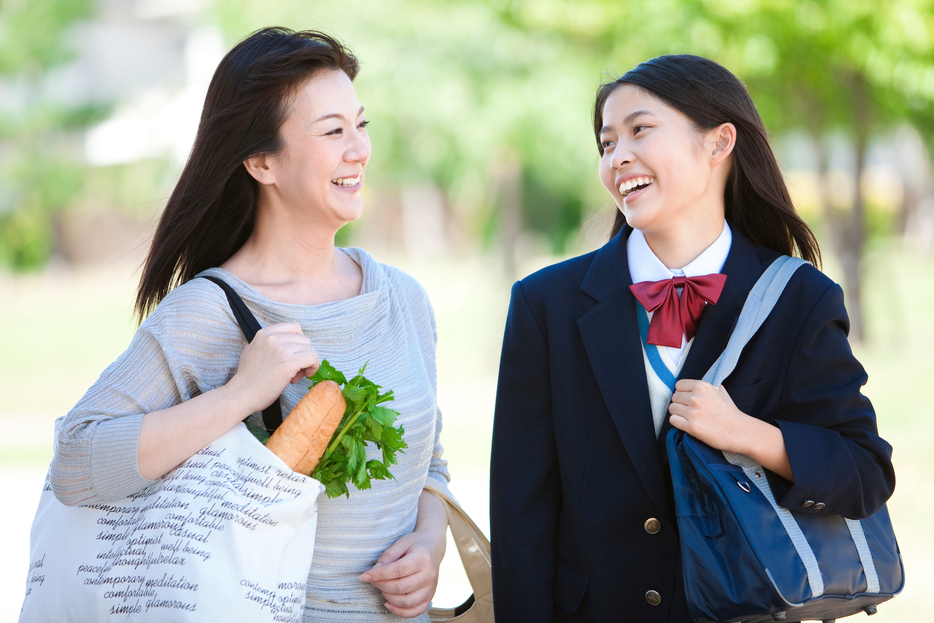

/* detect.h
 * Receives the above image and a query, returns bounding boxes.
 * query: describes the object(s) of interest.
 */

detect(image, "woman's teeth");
[619,176,654,196]
[331,176,360,186]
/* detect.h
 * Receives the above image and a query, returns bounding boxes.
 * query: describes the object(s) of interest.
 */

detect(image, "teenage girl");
[489,55,895,622]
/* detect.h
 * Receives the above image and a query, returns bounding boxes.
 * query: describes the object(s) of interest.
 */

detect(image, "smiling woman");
[48,27,452,622]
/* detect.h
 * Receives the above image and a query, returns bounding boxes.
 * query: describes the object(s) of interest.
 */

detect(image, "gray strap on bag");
[700,255,881,598]
[702,255,808,386]
[702,256,830,596]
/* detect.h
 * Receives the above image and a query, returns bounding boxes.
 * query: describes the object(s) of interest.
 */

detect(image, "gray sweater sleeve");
[424,295,452,494]
[50,280,242,506]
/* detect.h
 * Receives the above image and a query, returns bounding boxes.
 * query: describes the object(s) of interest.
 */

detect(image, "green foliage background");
[4,0,933,269]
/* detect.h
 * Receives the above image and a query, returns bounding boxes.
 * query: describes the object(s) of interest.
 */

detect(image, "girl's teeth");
[332,177,360,186]
[619,176,654,195]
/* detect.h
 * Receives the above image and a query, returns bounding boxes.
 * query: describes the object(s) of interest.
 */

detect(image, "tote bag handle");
[200,275,284,432]
[423,479,494,622]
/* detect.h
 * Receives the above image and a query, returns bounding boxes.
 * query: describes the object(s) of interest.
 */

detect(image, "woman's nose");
[347,128,371,164]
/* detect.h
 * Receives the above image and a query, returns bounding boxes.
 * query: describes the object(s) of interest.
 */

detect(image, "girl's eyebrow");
[624,109,653,124]
[600,109,653,135]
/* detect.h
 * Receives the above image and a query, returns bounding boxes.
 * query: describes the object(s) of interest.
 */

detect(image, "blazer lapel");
[656,229,767,449]
[578,228,671,516]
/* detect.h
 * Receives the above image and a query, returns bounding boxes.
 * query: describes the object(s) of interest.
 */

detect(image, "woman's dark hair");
[135,27,359,320]
[593,54,820,266]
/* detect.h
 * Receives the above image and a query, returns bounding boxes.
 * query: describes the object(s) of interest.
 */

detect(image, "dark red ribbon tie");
[630,274,727,348]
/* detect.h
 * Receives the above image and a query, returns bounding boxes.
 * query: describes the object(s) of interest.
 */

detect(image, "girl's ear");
[243,154,277,185]
[709,122,737,166]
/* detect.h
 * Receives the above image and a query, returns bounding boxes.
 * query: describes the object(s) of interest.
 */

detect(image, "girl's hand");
[226,322,320,415]
[668,379,748,452]
[360,490,447,618]
[669,379,793,481]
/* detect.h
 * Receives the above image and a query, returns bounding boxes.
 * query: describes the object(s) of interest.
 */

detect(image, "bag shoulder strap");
[702,256,808,386]
[199,275,283,432]
[422,478,494,622]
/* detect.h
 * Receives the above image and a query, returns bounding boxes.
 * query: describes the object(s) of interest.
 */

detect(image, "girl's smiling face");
[598,84,730,249]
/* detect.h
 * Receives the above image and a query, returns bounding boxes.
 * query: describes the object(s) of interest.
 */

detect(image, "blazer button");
[802,500,815,508]
[813,502,826,510]
[644,518,661,534]
[645,590,662,606]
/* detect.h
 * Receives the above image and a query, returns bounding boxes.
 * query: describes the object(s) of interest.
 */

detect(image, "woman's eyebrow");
[313,106,365,124]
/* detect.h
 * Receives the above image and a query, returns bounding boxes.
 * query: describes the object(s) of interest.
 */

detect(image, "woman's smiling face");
[263,69,371,228]
[598,84,726,243]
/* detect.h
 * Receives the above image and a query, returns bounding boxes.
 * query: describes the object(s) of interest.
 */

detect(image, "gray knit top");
[50,248,451,622]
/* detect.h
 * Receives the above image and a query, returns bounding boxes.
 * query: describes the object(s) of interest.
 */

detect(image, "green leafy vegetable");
[245,420,271,445]
[308,360,407,498]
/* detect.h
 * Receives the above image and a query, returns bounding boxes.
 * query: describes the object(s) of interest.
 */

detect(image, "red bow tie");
[629,274,727,348]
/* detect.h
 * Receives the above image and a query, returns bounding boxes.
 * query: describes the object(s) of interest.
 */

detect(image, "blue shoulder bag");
[666,256,904,623]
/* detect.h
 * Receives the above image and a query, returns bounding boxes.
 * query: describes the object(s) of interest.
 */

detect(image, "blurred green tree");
[213,0,607,273]
[467,0,934,340]
[0,0,99,269]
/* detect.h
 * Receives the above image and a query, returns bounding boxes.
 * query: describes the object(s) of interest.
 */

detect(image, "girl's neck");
[641,216,725,270]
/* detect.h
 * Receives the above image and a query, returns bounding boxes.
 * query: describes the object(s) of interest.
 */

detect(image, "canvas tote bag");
[20,276,324,622]
[20,424,323,622]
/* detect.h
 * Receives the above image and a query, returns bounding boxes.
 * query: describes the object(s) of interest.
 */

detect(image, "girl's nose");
[612,145,634,169]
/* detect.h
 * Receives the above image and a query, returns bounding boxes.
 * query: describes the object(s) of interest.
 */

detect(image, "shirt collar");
[628,221,732,284]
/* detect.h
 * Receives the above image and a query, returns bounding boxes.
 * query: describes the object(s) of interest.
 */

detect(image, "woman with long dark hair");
[51,28,450,621]
[490,55,895,621]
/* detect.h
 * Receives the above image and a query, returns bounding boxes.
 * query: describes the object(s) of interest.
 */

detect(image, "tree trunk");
[493,149,523,281]
[813,74,870,343]
[815,136,867,343]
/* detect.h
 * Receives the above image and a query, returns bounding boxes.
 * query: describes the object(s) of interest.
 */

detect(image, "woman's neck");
[220,201,363,305]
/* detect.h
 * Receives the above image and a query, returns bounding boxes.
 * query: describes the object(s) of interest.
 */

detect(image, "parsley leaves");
[307,360,407,498]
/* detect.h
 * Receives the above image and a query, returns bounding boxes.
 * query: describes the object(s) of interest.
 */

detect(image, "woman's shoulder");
[382,264,428,299]
[140,274,237,336]
[346,247,431,305]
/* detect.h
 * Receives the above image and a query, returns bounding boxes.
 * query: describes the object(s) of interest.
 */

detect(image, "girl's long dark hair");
[593,55,820,266]
[135,27,359,321]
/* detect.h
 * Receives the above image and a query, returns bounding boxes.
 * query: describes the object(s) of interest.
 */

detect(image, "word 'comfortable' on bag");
[667,256,904,623]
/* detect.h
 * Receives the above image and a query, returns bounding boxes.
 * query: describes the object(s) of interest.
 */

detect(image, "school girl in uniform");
[489,55,896,623]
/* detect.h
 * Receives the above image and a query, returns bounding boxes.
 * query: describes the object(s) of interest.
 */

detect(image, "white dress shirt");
[627,221,733,367]
[627,222,732,436]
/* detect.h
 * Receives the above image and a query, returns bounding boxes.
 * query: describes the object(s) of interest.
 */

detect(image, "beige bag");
[424,480,494,623]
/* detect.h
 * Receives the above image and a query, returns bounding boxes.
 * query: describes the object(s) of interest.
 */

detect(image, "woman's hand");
[225,322,320,415]
[360,490,447,618]
[669,379,793,481]
[138,322,318,480]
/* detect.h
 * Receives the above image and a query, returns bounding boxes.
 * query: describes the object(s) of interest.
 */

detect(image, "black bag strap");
[200,275,283,432]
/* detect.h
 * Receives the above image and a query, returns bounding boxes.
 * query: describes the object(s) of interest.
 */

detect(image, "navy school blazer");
[489,226,895,623]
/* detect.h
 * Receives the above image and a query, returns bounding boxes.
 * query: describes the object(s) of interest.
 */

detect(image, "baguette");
[265,380,347,475]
